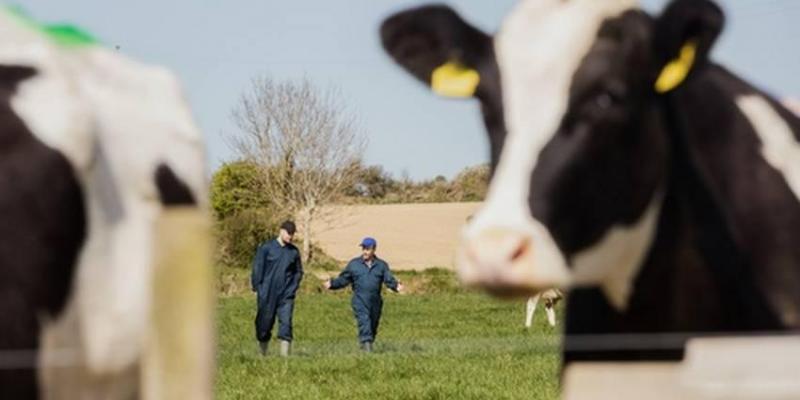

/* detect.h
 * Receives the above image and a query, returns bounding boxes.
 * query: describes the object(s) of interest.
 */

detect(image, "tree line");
[211,160,487,269]
[213,76,487,270]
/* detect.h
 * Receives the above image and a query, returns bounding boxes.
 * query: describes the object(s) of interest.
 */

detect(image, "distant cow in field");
[382,0,800,362]
[525,289,563,328]
[0,10,207,399]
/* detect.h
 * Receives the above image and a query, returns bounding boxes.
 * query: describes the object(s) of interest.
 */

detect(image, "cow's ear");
[652,0,724,93]
[380,5,492,98]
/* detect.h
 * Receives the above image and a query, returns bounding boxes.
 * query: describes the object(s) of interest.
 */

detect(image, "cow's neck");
[562,158,767,363]
[619,67,791,331]
[667,65,800,328]
[562,67,799,361]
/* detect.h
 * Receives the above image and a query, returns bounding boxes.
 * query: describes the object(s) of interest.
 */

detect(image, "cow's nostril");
[510,238,530,263]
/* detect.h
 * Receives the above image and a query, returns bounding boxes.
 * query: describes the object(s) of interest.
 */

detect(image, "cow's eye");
[593,92,614,110]
[586,85,626,116]
[582,91,617,119]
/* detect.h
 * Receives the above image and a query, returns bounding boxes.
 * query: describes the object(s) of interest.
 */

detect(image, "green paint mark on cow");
[5,5,100,47]
[42,24,98,47]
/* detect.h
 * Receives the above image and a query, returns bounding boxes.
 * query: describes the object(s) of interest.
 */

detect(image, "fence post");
[142,208,214,400]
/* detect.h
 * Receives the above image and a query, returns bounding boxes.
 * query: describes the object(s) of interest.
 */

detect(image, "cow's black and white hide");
[0,10,206,399]
[381,0,800,362]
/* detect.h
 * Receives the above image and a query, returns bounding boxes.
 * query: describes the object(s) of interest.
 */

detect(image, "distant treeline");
[343,164,489,204]
[210,161,487,269]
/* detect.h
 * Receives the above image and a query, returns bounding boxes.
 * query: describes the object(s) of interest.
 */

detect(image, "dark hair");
[280,220,296,235]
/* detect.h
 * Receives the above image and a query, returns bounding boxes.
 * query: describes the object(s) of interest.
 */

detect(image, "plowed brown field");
[314,202,482,270]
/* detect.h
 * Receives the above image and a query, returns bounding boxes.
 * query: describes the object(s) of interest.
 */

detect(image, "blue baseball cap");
[359,237,377,248]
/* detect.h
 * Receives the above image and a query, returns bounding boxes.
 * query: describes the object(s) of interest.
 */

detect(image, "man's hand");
[396,283,405,293]
[323,280,332,290]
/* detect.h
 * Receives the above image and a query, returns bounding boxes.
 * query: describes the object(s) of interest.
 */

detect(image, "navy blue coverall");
[329,256,399,343]
[251,239,303,342]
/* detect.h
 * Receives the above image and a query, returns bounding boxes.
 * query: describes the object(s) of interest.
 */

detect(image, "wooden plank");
[563,336,800,400]
[142,209,214,400]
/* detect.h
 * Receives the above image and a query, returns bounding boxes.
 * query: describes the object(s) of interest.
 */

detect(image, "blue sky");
[21,0,800,180]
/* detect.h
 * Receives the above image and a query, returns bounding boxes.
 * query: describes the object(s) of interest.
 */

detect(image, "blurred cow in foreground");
[382,0,800,362]
[0,8,211,399]
[783,98,800,117]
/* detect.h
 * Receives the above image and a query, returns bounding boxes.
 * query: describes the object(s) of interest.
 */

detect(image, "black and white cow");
[381,0,800,362]
[0,11,206,399]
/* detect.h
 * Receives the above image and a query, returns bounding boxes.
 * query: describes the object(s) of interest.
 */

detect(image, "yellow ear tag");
[655,40,697,93]
[431,61,480,98]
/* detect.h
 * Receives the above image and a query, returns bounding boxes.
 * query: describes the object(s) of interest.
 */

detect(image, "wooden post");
[142,208,214,400]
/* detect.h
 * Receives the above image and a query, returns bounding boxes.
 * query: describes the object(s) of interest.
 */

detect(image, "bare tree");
[227,77,366,263]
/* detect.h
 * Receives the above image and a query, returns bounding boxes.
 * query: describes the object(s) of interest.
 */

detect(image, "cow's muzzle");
[456,227,571,298]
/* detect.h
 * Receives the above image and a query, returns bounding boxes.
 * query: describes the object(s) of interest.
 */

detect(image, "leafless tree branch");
[225,77,367,262]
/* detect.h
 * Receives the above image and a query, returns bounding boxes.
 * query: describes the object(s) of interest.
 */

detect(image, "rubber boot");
[258,341,268,356]
[361,341,373,353]
[279,340,291,357]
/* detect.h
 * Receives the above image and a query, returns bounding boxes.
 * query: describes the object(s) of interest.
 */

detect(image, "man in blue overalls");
[251,220,303,356]
[324,237,403,352]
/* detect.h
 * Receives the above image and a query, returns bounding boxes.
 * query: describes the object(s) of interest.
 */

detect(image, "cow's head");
[65,48,208,374]
[381,0,724,308]
[1,9,207,379]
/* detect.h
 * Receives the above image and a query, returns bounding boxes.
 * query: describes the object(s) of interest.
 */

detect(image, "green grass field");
[216,270,562,400]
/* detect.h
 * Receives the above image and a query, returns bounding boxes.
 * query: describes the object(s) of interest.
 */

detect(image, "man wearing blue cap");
[324,236,403,352]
